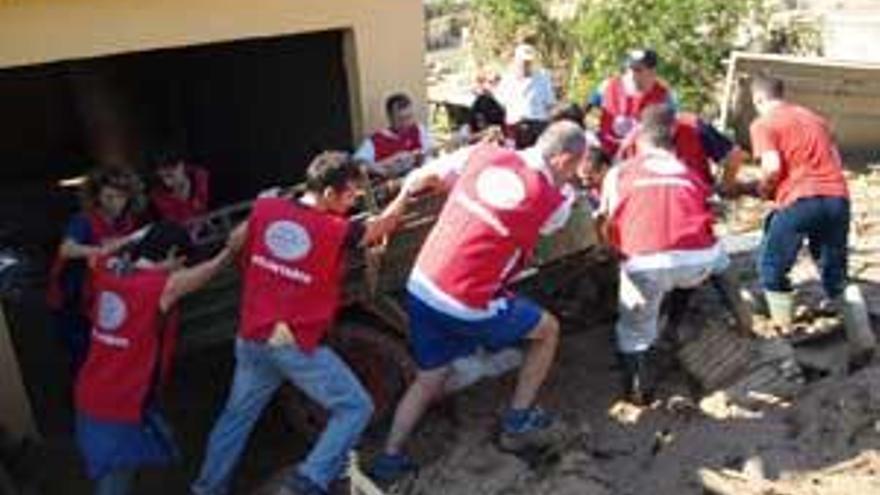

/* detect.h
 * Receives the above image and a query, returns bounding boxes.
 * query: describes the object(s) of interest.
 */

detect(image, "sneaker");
[278,473,326,495]
[497,408,567,453]
[369,453,418,484]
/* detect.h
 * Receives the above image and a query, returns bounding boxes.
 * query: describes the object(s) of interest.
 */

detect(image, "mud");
[374,169,880,495]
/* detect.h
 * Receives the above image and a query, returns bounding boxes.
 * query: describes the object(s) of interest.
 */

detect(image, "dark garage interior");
[0,29,354,493]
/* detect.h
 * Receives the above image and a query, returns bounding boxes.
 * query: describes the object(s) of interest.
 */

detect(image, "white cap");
[514,44,537,62]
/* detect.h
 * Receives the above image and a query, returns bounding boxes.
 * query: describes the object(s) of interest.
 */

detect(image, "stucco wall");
[0,0,426,138]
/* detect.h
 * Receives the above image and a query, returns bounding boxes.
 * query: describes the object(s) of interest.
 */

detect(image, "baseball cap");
[626,49,658,69]
[514,44,537,62]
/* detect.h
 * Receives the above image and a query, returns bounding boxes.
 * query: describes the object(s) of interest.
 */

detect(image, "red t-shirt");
[750,103,848,207]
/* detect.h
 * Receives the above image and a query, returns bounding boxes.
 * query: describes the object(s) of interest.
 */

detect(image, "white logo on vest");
[97,291,127,332]
[265,220,312,261]
[475,167,527,210]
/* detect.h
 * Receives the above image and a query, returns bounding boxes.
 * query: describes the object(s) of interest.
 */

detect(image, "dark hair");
[134,221,193,263]
[638,104,676,150]
[385,93,413,121]
[150,146,186,171]
[550,102,586,129]
[751,73,785,100]
[305,151,361,193]
[83,167,141,209]
[469,94,506,132]
[587,146,611,170]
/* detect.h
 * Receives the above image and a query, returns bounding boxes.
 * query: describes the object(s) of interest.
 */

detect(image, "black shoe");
[620,351,653,405]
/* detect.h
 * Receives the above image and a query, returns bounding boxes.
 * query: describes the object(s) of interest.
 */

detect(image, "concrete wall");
[0,0,426,139]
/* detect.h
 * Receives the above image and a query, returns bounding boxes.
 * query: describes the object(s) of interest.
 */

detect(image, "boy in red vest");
[149,149,211,225]
[48,168,144,375]
[192,152,410,495]
[75,222,231,495]
[602,110,729,404]
[354,93,433,178]
[586,49,676,157]
[746,74,850,332]
[370,121,586,482]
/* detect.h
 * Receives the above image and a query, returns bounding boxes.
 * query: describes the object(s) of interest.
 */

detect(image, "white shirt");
[495,69,556,124]
[599,148,728,273]
[353,124,433,169]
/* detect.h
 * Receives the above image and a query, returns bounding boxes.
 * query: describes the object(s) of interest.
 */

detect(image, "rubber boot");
[764,290,794,333]
[834,285,877,359]
[620,351,652,406]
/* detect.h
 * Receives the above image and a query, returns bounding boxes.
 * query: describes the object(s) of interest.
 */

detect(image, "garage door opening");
[0,28,354,255]
[0,29,356,454]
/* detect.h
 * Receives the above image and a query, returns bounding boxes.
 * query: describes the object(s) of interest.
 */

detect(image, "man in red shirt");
[354,93,433,178]
[586,49,676,157]
[193,152,411,495]
[149,150,211,225]
[747,74,850,332]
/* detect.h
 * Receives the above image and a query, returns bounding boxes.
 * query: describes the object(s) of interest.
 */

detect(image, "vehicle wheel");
[275,323,415,440]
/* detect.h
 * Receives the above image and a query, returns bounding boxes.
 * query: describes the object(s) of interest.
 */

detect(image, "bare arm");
[757,150,782,200]
[361,190,407,247]
[226,221,248,256]
[159,247,232,312]
[719,146,746,196]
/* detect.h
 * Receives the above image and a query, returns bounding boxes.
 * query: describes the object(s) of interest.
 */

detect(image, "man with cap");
[586,48,676,157]
[495,43,558,149]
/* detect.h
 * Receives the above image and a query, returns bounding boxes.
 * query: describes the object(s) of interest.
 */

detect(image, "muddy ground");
[371,168,880,495]
[19,169,880,494]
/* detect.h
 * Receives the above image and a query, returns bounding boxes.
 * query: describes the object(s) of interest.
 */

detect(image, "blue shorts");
[408,292,544,370]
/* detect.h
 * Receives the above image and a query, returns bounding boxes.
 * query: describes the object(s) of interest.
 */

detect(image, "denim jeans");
[758,196,850,298]
[192,338,373,494]
[95,469,136,495]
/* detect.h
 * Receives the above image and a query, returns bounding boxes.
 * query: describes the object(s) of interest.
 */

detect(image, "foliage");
[569,0,758,114]
[468,0,824,114]
[470,0,575,79]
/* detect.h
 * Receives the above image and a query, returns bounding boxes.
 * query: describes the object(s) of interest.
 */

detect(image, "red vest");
[47,211,140,311]
[617,113,713,186]
[150,166,210,224]
[610,153,716,258]
[413,145,564,309]
[599,76,671,156]
[239,197,349,351]
[370,125,423,163]
[75,260,177,422]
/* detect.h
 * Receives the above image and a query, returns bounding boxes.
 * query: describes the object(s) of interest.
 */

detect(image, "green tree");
[570,0,755,113]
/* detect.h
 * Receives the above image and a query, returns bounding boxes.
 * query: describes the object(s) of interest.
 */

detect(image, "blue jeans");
[758,196,850,298]
[192,338,373,494]
[95,469,136,495]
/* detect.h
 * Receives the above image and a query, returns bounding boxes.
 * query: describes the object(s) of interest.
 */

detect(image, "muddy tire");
[276,322,415,440]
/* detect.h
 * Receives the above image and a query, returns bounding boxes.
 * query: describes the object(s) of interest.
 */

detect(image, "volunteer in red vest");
[602,111,728,404]
[75,222,231,495]
[616,104,745,191]
[586,49,676,157]
[370,121,586,482]
[354,93,433,178]
[745,74,850,332]
[149,149,211,225]
[48,168,144,375]
[192,152,411,495]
